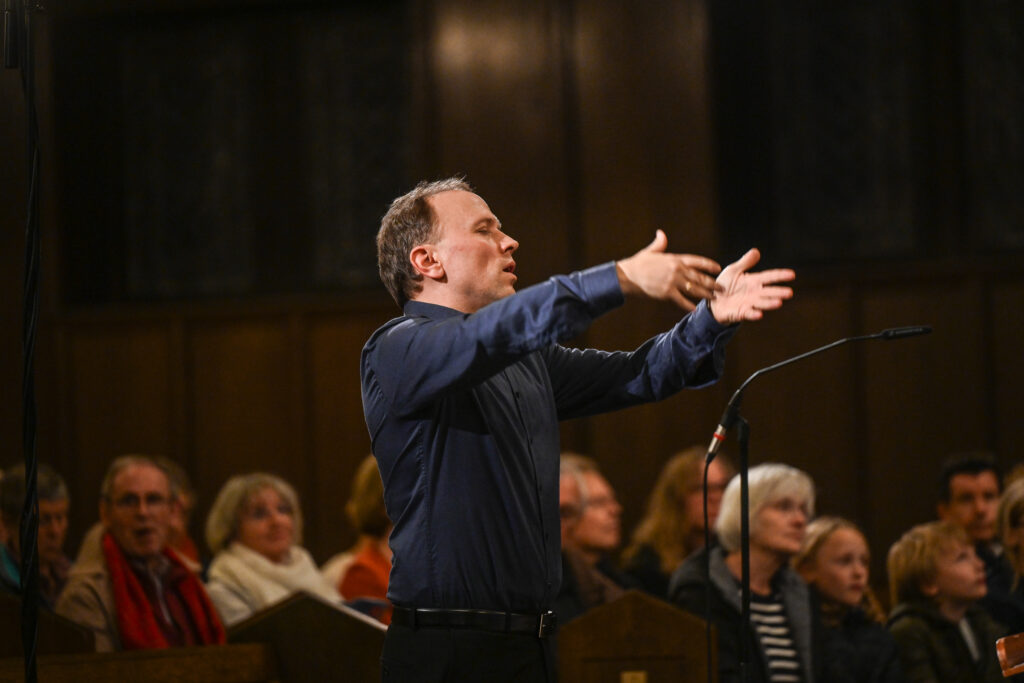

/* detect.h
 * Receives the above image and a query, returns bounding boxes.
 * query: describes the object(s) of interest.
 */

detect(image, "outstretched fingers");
[748,267,796,286]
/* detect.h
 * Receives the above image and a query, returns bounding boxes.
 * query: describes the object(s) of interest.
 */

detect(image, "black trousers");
[380,623,556,683]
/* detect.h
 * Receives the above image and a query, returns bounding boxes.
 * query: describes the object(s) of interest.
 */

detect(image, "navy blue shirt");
[360,262,734,613]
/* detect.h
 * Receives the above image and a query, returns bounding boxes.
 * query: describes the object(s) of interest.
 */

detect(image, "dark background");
[2,0,1022,589]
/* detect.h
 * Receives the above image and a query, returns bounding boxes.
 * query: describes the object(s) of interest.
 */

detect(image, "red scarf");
[102,532,226,650]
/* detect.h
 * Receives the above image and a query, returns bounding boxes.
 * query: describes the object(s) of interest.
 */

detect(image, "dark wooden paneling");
[570,0,720,534]
[64,323,177,539]
[991,281,1024,464]
[861,283,988,567]
[575,0,718,261]
[189,318,307,552]
[306,313,383,560]
[429,0,573,289]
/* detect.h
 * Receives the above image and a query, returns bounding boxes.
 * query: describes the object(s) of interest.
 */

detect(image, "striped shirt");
[750,593,803,683]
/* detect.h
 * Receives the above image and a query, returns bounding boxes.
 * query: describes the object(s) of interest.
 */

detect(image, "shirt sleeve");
[363,263,624,416]
[542,300,736,420]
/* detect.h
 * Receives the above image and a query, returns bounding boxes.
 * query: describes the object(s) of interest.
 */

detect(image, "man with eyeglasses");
[554,453,635,625]
[56,455,225,652]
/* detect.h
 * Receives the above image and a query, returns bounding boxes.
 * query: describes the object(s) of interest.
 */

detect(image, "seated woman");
[993,477,1024,633]
[204,472,342,627]
[669,463,821,683]
[794,516,903,683]
[621,445,734,598]
[337,455,393,624]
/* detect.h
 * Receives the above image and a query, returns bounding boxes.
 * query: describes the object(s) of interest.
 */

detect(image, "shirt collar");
[403,299,467,320]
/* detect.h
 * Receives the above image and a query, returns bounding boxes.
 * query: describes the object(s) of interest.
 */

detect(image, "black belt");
[392,606,557,638]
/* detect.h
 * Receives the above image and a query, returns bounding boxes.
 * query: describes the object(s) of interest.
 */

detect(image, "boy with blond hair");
[887,520,1007,682]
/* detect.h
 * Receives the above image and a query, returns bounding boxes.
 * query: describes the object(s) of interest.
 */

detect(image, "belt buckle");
[537,611,556,637]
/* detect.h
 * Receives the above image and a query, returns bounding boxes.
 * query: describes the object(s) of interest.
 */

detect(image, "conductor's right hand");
[615,230,722,311]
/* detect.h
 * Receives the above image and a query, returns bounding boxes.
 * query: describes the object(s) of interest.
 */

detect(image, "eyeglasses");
[111,493,170,510]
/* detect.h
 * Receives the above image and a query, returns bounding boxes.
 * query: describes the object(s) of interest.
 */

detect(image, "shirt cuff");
[690,299,733,336]
[578,262,626,314]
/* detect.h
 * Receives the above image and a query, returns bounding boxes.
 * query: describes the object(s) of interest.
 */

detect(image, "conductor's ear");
[410,245,445,282]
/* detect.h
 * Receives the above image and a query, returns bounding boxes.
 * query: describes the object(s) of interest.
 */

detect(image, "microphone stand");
[702,325,931,683]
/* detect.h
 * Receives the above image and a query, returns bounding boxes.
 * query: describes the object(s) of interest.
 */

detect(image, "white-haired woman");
[205,473,341,627]
[669,463,822,683]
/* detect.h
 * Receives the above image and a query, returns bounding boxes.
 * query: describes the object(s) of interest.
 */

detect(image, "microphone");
[706,325,932,460]
[880,325,932,340]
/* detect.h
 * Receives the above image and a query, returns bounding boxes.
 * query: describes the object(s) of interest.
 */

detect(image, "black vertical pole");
[737,416,750,683]
[6,1,41,681]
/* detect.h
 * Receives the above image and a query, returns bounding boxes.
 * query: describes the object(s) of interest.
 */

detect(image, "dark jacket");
[887,600,1007,683]
[815,590,905,683]
[669,545,822,683]
[553,549,634,625]
[621,543,671,600]
[977,542,1024,635]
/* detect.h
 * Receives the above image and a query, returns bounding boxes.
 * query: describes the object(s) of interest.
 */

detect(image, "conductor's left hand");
[708,248,795,324]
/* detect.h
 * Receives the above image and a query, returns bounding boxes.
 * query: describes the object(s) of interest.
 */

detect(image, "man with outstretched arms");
[361,177,794,682]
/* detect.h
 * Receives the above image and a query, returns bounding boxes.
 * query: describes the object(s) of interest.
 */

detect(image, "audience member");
[669,463,822,683]
[621,445,733,598]
[936,451,1023,629]
[554,454,634,625]
[996,477,1024,632]
[155,456,201,565]
[887,520,1005,682]
[56,455,225,651]
[794,516,903,683]
[337,455,393,624]
[204,472,341,627]
[0,463,72,608]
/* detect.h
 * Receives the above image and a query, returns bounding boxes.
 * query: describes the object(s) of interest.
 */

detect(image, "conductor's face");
[425,190,520,313]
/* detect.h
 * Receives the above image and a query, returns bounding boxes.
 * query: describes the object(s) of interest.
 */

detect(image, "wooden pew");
[0,593,94,657]
[0,642,279,683]
[228,593,386,682]
[558,589,717,683]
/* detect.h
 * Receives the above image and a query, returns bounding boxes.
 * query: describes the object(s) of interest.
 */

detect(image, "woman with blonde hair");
[794,517,903,683]
[670,463,821,683]
[621,446,733,598]
[204,472,341,626]
[337,455,393,624]
[993,477,1024,632]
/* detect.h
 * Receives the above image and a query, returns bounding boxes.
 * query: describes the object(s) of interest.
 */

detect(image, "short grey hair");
[376,177,472,307]
[1,463,69,522]
[559,453,600,513]
[205,472,303,555]
[715,463,815,553]
[100,455,170,501]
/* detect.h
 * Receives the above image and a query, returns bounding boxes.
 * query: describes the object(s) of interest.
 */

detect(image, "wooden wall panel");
[306,312,385,560]
[189,319,306,552]
[991,281,1024,465]
[429,0,573,288]
[64,323,177,541]
[861,283,989,564]
[575,0,718,261]
[569,0,721,534]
